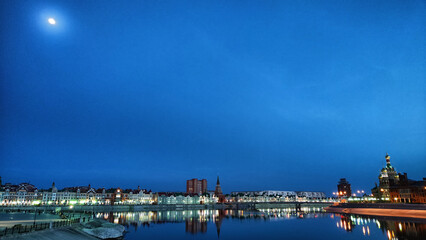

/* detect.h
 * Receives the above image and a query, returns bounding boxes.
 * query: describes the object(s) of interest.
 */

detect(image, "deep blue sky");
[1,0,425,194]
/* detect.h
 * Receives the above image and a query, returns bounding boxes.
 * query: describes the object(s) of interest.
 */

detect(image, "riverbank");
[325,203,426,219]
[0,226,98,240]
[0,212,62,229]
[1,219,124,240]
[0,202,333,213]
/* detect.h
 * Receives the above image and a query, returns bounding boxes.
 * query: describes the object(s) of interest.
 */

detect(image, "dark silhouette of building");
[186,178,207,194]
[337,178,351,197]
[371,153,425,203]
[214,176,225,203]
[214,176,222,195]
[389,173,426,203]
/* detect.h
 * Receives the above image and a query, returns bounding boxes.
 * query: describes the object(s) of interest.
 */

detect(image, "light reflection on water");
[335,213,425,240]
[95,208,426,240]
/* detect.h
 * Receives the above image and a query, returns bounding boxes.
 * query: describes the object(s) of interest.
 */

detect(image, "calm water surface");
[96,208,425,240]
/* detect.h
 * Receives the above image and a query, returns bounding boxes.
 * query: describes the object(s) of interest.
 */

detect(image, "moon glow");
[48,18,56,25]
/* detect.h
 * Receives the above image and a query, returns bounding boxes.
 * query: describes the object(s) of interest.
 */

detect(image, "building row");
[155,192,218,205]
[0,181,154,205]
[230,190,326,200]
[0,176,329,206]
[0,179,223,206]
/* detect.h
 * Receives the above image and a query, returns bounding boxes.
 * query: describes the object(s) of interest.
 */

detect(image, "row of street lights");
[332,190,365,197]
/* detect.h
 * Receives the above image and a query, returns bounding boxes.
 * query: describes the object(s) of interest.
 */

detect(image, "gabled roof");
[61,186,91,193]
[4,183,37,192]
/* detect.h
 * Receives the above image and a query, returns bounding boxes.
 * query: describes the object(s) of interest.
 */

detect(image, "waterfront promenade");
[0,202,333,213]
[0,226,98,240]
[325,203,426,219]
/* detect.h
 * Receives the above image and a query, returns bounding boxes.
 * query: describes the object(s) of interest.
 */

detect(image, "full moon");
[48,18,56,25]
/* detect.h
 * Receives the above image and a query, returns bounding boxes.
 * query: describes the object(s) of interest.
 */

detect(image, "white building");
[295,191,326,199]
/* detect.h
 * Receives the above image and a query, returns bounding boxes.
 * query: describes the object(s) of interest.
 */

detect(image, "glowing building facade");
[371,153,425,203]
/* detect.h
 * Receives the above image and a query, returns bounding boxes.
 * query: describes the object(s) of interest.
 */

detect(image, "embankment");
[0,202,334,213]
[325,203,426,219]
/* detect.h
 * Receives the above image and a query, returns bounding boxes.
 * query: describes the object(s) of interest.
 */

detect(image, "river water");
[95,208,426,240]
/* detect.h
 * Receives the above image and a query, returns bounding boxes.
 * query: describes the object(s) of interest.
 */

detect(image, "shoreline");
[0,202,333,213]
[325,203,426,220]
[0,219,124,240]
[0,225,99,240]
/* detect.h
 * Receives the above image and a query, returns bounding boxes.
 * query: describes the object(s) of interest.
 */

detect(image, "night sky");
[1,0,425,195]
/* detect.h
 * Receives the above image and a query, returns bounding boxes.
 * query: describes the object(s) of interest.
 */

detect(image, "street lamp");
[33,206,37,226]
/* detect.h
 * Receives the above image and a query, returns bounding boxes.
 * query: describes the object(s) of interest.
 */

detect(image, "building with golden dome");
[371,153,426,203]
[371,153,400,200]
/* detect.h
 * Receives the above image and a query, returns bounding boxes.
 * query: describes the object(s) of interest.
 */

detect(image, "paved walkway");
[1,226,98,240]
[0,219,61,228]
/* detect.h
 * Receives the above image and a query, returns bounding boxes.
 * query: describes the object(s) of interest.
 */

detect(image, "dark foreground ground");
[1,226,98,240]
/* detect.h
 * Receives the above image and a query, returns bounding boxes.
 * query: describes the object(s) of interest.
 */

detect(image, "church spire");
[385,153,391,167]
[215,176,223,196]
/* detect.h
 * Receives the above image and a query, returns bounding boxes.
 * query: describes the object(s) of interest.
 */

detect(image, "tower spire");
[214,176,223,196]
[385,153,391,165]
